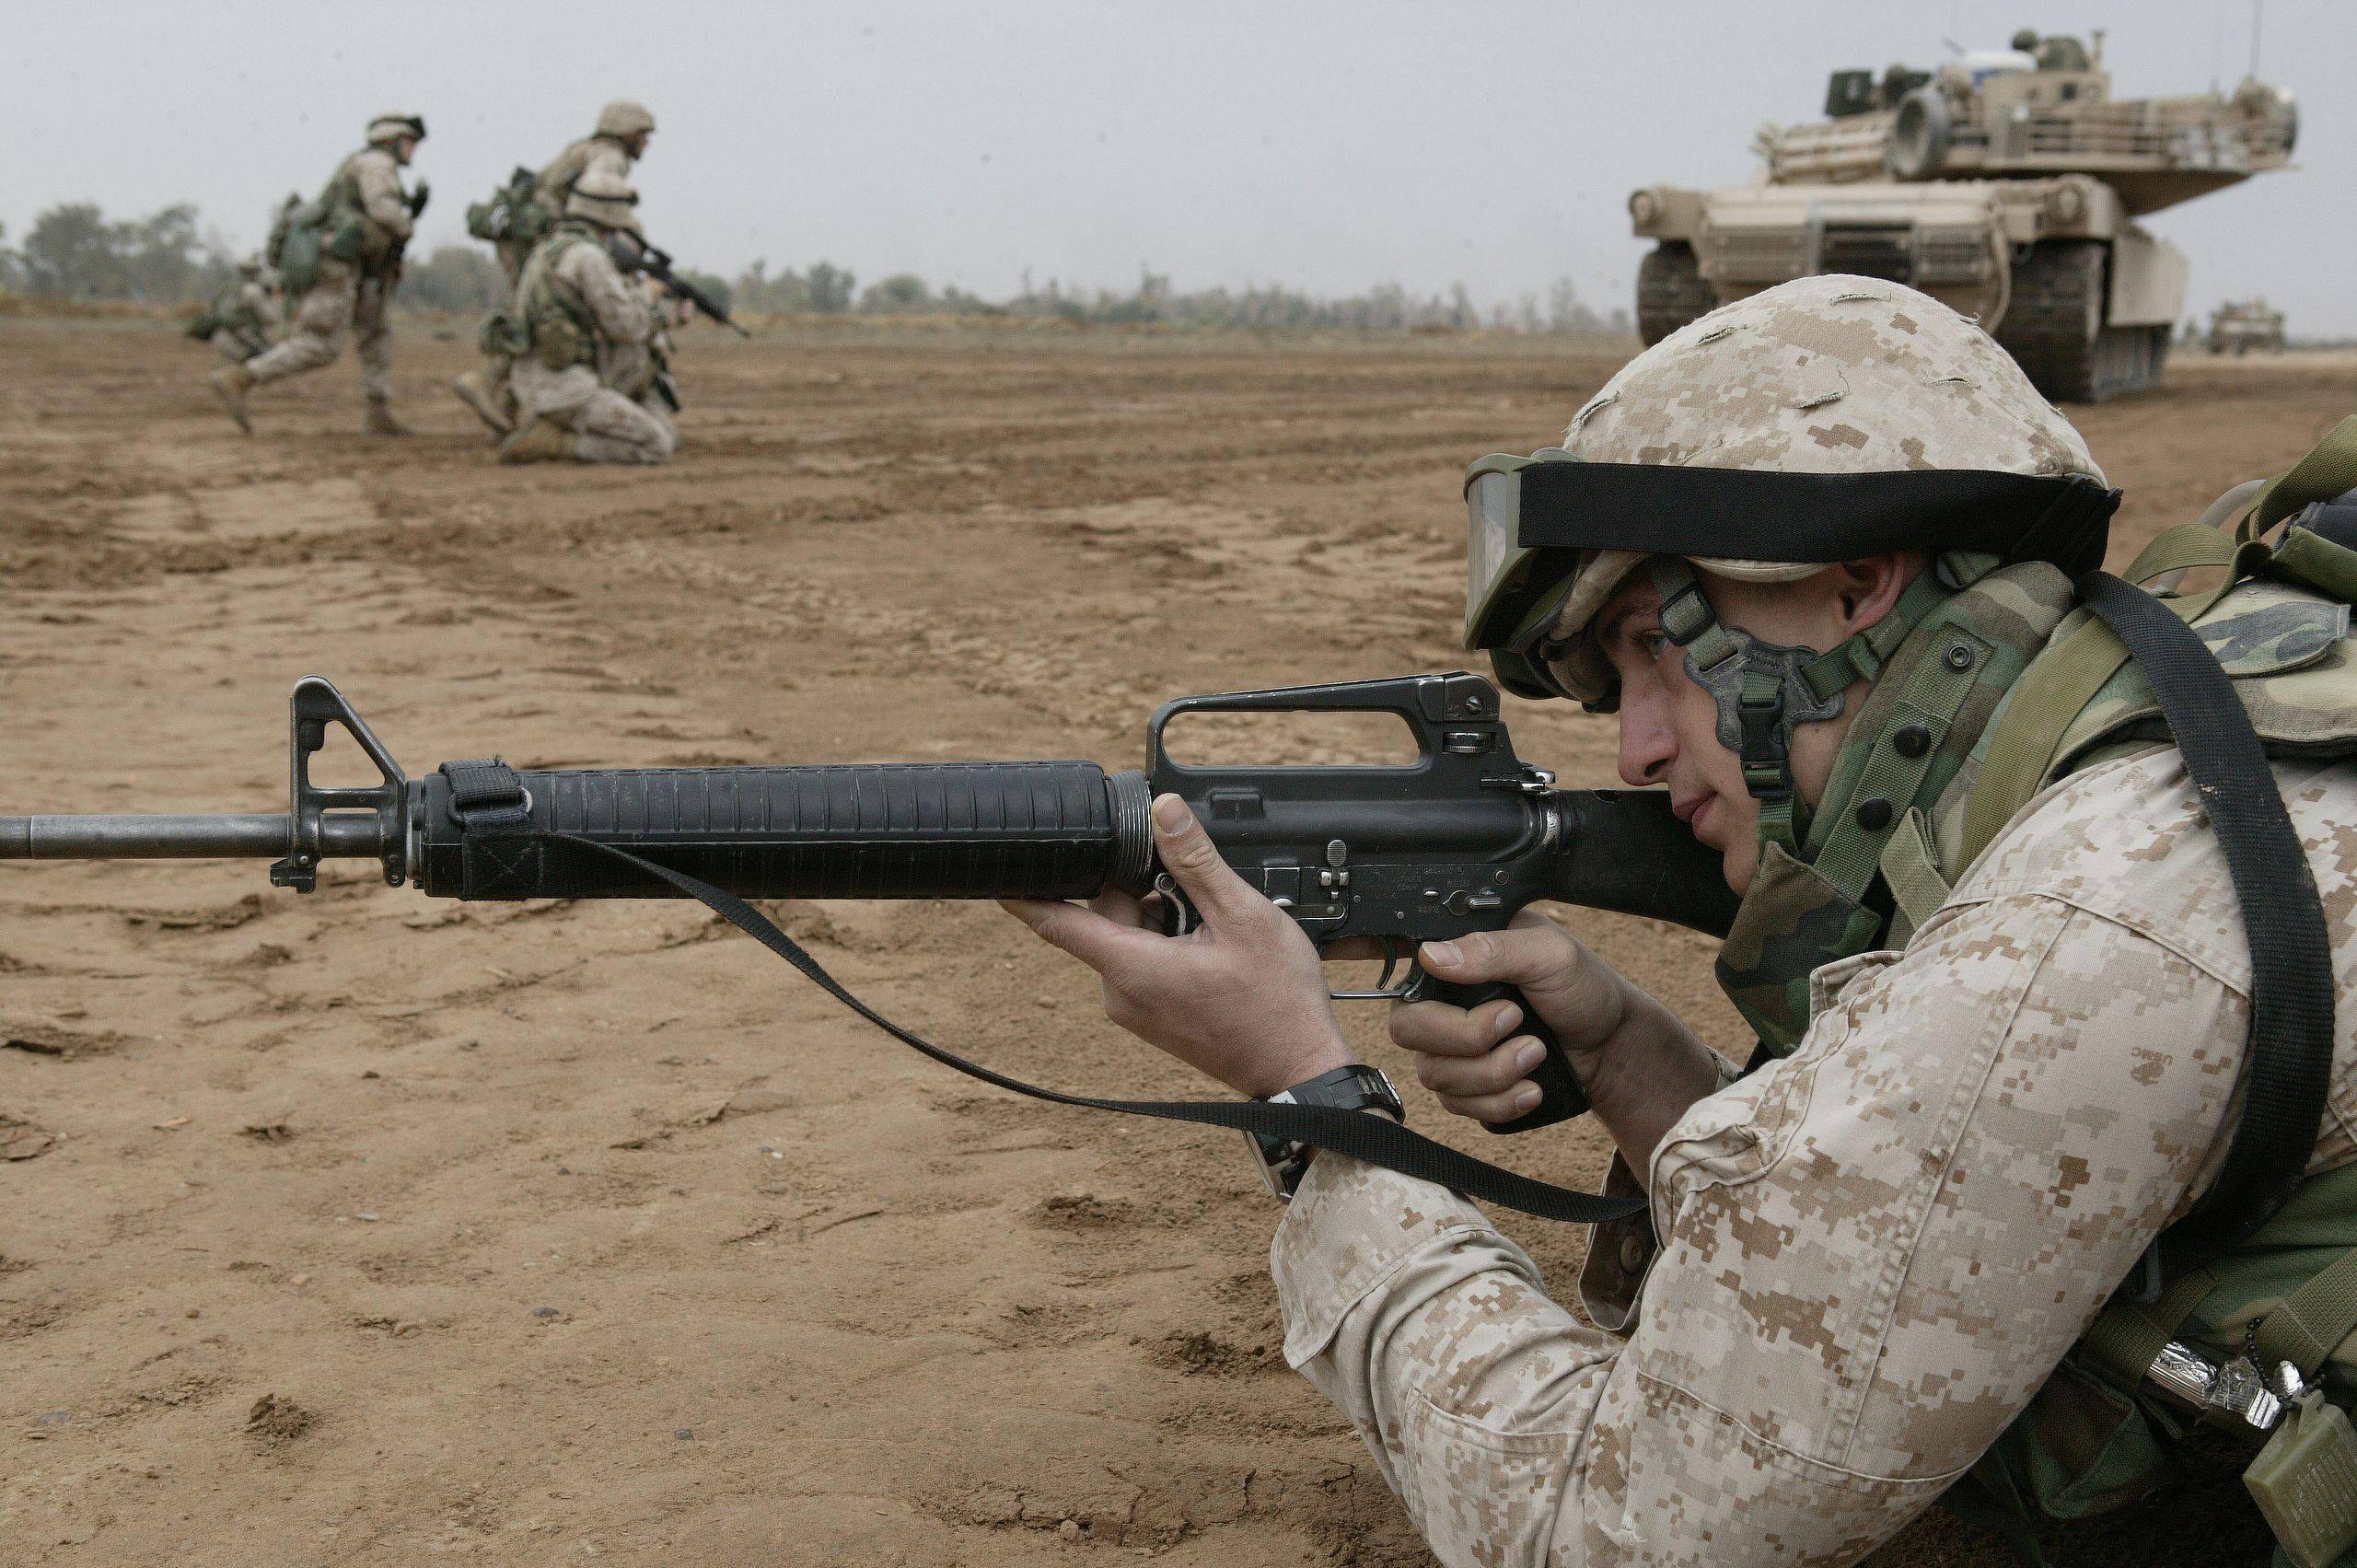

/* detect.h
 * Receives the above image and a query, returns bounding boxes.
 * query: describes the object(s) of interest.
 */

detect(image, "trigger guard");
[1153,873,1194,936]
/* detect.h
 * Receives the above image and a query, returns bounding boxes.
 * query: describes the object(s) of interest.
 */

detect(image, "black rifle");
[625,239,752,338]
[2,675,1736,1219]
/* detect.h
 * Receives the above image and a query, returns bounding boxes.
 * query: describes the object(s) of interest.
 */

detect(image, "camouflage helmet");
[596,99,657,139]
[1466,273,2108,703]
[566,167,644,236]
[366,113,427,147]
[236,253,267,277]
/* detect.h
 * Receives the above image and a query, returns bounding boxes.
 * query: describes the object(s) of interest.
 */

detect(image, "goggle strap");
[1647,558,1716,647]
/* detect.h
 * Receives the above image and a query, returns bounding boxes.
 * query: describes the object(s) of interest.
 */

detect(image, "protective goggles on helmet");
[1462,449,2119,700]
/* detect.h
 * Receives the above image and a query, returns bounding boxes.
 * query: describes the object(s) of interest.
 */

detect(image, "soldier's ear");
[1829,553,1918,631]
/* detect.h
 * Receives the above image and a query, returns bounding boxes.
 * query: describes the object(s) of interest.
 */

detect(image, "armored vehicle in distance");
[1629,32,2296,401]
[2208,298,2289,354]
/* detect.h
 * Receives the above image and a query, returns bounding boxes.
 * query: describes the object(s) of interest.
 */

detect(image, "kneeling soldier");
[497,169,679,466]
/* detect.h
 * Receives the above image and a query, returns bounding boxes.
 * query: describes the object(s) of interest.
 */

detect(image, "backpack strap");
[2249,416,2357,539]
[2076,570,2336,1266]
[2255,1244,2357,1385]
[1959,527,2248,872]
[1877,807,1952,940]
[2081,1264,2224,1393]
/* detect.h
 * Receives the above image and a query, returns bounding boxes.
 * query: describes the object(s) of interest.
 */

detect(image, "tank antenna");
[2249,0,2265,78]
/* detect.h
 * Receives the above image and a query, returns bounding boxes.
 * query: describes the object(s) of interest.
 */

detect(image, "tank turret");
[1630,31,2297,400]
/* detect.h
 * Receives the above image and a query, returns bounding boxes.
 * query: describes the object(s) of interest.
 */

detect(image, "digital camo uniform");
[499,169,677,466]
[453,101,654,438]
[213,114,424,435]
[1270,277,2357,1564]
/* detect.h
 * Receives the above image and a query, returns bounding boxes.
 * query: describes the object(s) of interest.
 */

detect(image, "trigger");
[1399,960,1433,1004]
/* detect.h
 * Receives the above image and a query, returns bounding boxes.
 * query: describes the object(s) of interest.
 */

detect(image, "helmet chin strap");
[1644,557,1950,860]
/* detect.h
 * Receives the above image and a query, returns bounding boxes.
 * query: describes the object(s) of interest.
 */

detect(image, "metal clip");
[2148,1342,2288,1432]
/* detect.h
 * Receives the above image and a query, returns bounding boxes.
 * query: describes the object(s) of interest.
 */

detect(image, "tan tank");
[1629,31,2297,401]
[2208,298,2289,354]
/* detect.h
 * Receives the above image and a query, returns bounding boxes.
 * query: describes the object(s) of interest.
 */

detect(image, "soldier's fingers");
[1388,996,1523,1058]
[998,899,1155,975]
[1148,795,1269,931]
[1437,1083,1545,1126]
[1087,886,1156,933]
[1417,922,1579,989]
[1415,1035,1548,1099]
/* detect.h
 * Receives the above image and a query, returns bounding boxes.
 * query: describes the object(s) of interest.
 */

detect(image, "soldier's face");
[393,136,418,166]
[625,132,652,158]
[1595,559,1911,895]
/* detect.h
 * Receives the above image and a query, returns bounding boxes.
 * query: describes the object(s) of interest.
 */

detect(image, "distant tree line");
[2,199,1631,336]
[0,203,238,306]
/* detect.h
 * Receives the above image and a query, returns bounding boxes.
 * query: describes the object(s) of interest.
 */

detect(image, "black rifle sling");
[429,761,1642,1225]
[568,838,1643,1225]
[2075,571,2338,1265]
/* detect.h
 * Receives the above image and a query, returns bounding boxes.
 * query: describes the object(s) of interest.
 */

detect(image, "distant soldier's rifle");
[622,238,752,337]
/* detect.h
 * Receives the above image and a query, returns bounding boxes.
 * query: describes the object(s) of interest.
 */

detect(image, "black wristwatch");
[1247,1063,1404,1202]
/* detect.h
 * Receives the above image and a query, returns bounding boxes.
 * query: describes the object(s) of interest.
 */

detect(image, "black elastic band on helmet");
[1516,464,2118,576]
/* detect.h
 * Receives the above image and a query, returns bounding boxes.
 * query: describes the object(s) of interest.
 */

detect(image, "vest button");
[1856,797,1894,831]
[1893,724,1932,759]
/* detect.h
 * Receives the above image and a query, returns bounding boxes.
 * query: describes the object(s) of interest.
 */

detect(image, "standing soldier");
[184,256,280,365]
[497,168,678,466]
[453,99,657,438]
[209,113,427,436]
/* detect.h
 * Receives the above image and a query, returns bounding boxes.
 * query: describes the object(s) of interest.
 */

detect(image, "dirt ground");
[2,316,2351,1566]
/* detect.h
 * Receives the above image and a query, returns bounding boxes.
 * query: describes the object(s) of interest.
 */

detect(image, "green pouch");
[184,308,222,341]
[464,196,505,243]
[532,314,588,371]
[273,223,322,297]
[477,311,528,360]
[510,199,553,248]
[322,211,369,265]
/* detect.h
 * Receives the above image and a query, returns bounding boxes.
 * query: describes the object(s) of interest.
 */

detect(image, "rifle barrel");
[0,814,387,861]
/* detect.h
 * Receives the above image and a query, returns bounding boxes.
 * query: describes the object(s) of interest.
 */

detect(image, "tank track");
[1636,243,1715,346]
[1997,239,2170,402]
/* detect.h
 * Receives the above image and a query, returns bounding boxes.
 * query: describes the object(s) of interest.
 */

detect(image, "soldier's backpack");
[467,166,554,250]
[1898,418,2357,1563]
[267,191,323,299]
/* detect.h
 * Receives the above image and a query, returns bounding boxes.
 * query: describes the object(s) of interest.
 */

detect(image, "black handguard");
[635,242,752,338]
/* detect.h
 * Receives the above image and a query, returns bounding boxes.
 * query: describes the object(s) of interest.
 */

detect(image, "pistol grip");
[1414,976,1590,1133]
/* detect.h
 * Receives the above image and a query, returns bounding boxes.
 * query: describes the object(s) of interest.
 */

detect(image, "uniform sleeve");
[1271,893,2246,1566]
[560,244,654,347]
[353,151,413,239]
[582,141,629,182]
[535,144,584,206]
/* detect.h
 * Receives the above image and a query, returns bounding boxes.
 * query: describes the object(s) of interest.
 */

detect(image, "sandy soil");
[2,317,2352,1566]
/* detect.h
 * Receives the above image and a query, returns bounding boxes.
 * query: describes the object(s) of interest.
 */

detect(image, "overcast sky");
[6,0,2349,332]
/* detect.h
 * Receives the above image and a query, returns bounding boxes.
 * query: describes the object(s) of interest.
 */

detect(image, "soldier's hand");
[1002,795,1355,1098]
[1392,914,1721,1143]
